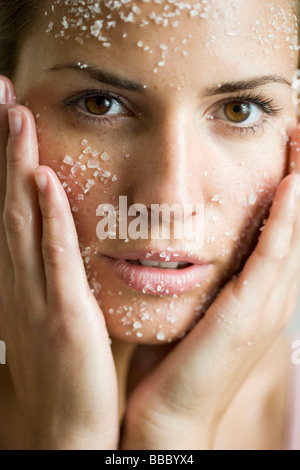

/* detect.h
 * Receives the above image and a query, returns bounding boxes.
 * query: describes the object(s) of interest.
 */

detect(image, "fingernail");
[0,81,6,105]
[8,109,23,137]
[34,171,48,192]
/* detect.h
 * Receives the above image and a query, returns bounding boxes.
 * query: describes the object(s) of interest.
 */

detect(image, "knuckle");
[42,237,67,265]
[255,241,288,267]
[3,205,30,236]
[6,152,24,168]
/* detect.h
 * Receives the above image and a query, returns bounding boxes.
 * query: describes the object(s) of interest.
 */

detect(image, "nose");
[132,108,204,217]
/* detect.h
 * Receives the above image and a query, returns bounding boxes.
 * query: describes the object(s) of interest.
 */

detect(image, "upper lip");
[103,250,209,265]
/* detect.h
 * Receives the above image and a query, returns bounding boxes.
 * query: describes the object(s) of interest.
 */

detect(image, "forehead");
[21,0,299,86]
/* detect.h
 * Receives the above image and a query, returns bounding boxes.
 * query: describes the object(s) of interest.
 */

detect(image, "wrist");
[120,413,216,450]
[24,425,119,450]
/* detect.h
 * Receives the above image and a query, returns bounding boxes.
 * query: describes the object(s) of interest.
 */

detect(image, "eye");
[76,94,126,116]
[212,101,263,125]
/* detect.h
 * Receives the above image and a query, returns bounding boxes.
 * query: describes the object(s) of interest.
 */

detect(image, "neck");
[111,337,137,420]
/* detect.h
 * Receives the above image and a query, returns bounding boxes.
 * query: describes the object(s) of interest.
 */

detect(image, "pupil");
[225,102,250,123]
[85,96,112,115]
[97,97,110,107]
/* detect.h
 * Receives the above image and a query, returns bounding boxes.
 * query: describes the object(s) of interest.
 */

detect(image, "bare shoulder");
[214,336,291,450]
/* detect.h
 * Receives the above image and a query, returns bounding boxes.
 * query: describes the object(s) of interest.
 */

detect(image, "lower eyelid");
[66,103,133,129]
[211,119,268,137]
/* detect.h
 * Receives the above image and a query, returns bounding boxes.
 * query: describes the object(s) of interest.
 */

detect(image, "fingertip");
[7,105,34,136]
[34,169,48,193]
[34,166,69,202]
[8,108,23,139]
[0,75,16,104]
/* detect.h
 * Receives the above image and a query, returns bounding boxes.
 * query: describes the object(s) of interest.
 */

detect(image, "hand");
[0,76,119,450]
[120,126,300,450]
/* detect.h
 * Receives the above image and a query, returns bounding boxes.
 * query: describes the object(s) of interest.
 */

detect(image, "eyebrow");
[203,75,291,96]
[43,63,145,91]
[43,63,292,95]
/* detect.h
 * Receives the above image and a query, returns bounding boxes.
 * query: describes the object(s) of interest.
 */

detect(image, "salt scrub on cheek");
[13,0,299,344]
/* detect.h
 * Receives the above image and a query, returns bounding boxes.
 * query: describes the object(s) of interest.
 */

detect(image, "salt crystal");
[71,162,82,176]
[62,16,69,29]
[46,22,54,33]
[100,151,110,161]
[226,28,241,36]
[156,331,165,341]
[88,160,99,169]
[248,191,257,205]
[83,146,92,154]
[167,314,177,324]
[63,155,74,166]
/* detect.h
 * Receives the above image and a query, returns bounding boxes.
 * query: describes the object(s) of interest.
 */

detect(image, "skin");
[0,0,300,449]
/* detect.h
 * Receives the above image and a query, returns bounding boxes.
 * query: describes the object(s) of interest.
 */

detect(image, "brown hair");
[0,0,300,80]
[0,0,45,79]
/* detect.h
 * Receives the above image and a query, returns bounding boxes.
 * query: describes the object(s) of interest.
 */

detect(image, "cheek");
[37,121,132,239]
[202,130,288,267]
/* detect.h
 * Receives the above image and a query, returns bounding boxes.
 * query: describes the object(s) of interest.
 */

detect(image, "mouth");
[102,252,213,296]
[125,259,192,269]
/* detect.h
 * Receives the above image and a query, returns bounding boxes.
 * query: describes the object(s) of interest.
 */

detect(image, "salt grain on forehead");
[45,0,228,56]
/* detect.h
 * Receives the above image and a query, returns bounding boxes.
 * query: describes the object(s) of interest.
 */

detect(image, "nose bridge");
[133,108,200,209]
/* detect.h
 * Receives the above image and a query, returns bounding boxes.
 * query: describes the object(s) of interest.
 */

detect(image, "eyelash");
[63,87,131,128]
[63,88,283,135]
[209,91,283,136]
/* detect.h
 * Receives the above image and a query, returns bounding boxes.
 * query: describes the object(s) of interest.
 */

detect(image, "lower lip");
[103,257,213,296]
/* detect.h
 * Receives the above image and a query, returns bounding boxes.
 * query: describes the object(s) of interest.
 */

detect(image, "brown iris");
[85,96,112,115]
[224,102,250,123]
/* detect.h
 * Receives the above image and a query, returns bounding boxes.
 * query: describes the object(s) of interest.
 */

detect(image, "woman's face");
[13,0,299,343]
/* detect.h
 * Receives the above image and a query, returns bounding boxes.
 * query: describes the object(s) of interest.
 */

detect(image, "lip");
[102,251,213,296]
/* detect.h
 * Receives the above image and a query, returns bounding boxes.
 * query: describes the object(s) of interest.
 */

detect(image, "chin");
[97,283,216,345]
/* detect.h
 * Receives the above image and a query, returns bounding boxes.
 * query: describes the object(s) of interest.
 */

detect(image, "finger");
[33,166,92,306]
[161,175,300,394]
[4,105,45,291]
[230,174,300,310]
[0,77,17,270]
